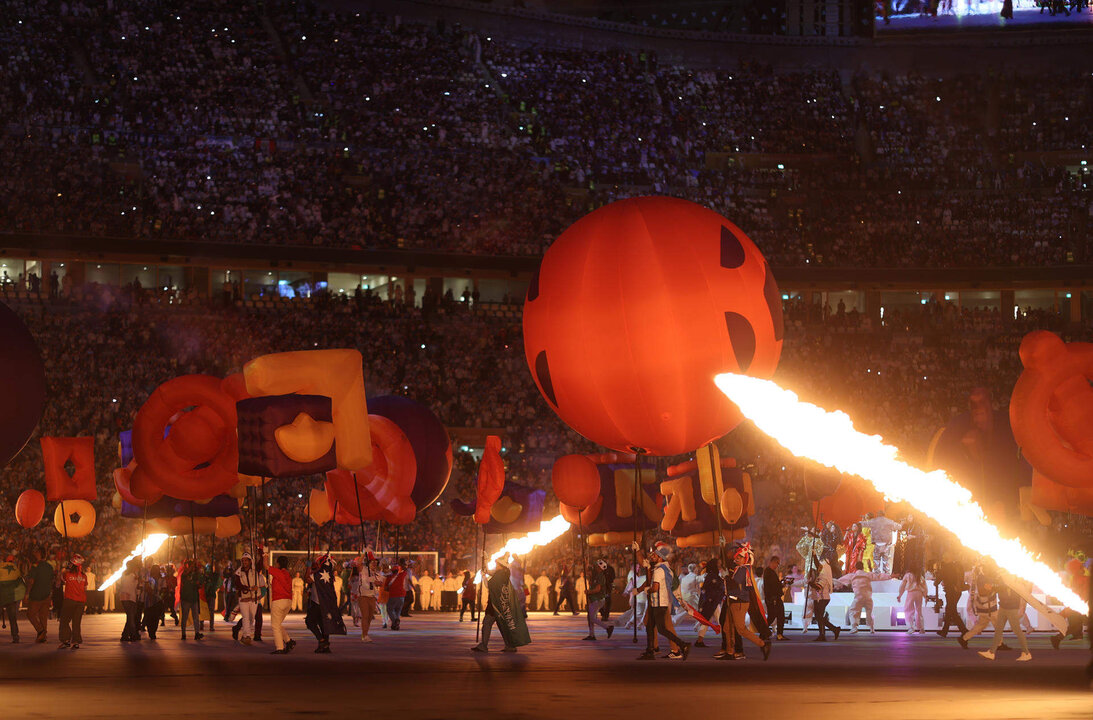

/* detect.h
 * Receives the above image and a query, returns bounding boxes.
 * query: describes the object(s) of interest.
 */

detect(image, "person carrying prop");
[694,557,725,647]
[58,554,88,650]
[977,577,1032,662]
[178,560,205,641]
[934,551,969,639]
[763,556,789,641]
[356,549,382,643]
[837,561,890,633]
[809,560,841,642]
[472,557,530,654]
[716,543,771,661]
[958,560,998,650]
[233,552,266,645]
[266,553,296,655]
[796,527,824,632]
[304,551,347,653]
[0,553,26,644]
[582,560,616,641]
[636,544,691,661]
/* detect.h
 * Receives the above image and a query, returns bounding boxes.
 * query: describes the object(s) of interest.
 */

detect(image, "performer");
[582,560,615,640]
[0,553,25,644]
[600,561,616,622]
[291,572,304,612]
[637,545,691,661]
[978,581,1031,662]
[356,549,381,642]
[304,551,346,653]
[862,511,901,574]
[459,571,477,622]
[810,560,841,642]
[897,569,928,634]
[838,561,889,633]
[762,556,788,640]
[716,543,771,661]
[266,554,295,654]
[820,522,843,576]
[384,559,409,630]
[58,554,88,650]
[860,527,876,572]
[471,558,530,653]
[233,552,266,645]
[934,552,969,638]
[178,559,204,640]
[796,527,825,632]
[958,562,998,650]
[24,548,55,644]
[508,557,527,613]
[695,557,725,647]
[620,563,648,629]
[201,563,219,632]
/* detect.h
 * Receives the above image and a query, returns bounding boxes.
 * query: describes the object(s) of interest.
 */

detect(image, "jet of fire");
[472,515,572,583]
[98,533,170,591]
[714,373,1088,615]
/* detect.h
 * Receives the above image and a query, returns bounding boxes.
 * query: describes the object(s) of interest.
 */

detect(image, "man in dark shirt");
[25,549,55,643]
[763,556,787,640]
[599,562,616,622]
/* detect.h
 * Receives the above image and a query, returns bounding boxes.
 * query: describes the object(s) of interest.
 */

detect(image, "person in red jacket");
[266,553,296,655]
[384,559,408,631]
[58,554,88,650]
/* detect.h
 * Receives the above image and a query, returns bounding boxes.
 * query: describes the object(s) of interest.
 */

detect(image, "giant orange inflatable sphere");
[523,197,783,456]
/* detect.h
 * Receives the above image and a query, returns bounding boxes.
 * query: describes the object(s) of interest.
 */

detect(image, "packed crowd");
[1,285,1087,583]
[2,1,1091,264]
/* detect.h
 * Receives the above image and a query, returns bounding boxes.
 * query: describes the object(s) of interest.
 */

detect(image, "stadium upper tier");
[1,0,1090,267]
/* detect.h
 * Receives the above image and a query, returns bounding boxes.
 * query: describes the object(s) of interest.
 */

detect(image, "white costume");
[837,569,888,632]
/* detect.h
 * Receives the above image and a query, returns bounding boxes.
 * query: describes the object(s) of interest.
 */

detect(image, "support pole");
[473,524,482,644]
[632,451,642,644]
[352,474,367,551]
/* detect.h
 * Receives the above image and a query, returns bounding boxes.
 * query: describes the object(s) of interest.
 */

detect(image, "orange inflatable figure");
[523,196,783,457]
[1010,331,1093,497]
[323,415,417,525]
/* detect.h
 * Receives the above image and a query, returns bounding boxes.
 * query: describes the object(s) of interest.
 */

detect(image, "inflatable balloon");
[551,455,600,509]
[660,453,750,547]
[323,414,416,525]
[40,437,97,502]
[1010,331,1093,490]
[558,457,661,546]
[720,487,744,525]
[1029,470,1093,517]
[453,481,547,535]
[814,476,884,529]
[133,375,238,500]
[0,302,46,470]
[112,463,164,507]
[54,500,96,538]
[368,395,453,511]
[473,436,505,524]
[307,489,333,525]
[523,196,783,456]
[243,349,371,470]
[237,394,337,477]
[15,489,45,528]
[216,514,242,538]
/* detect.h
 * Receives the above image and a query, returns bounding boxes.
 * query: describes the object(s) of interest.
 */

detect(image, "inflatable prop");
[523,196,782,456]
[54,500,96,538]
[551,454,601,509]
[118,493,239,520]
[112,462,165,507]
[473,436,505,524]
[216,514,242,538]
[133,375,239,500]
[1010,331,1093,494]
[0,302,46,470]
[324,414,417,525]
[452,481,546,535]
[236,394,337,477]
[813,476,884,529]
[307,488,333,525]
[368,395,452,511]
[558,457,661,546]
[15,489,45,528]
[40,436,97,502]
[660,447,752,547]
[243,350,371,470]
[927,387,1030,517]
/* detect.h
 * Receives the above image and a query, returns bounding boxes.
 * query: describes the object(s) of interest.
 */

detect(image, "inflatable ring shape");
[55,500,96,538]
[133,375,238,501]
[1010,332,1093,488]
[356,415,417,525]
[112,462,164,507]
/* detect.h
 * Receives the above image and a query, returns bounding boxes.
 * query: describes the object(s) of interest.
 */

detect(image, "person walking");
[582,560,615,641]
[810,560,841,642]
[695,557,725,648]
[471,558,529,654]
[233,552,265,645]
[459,571,477,622]
[58,555,88,650]
[117,559,142,642]
[348,564,363,628]
[384,559,408,630]
[267,554,295,654]
[178,560,204,640]
[897,569,928,635]
[763,556,788,640]
[935,553,969,638]
[202,563,219,633]
[716,543,771,661]
[0,553,25,643]
[978,581,1032,662]
[958,563,998,650]
[24,548,54,643]
[357,550,381,642]
[600,562,616,622]
[636,545,691,661]
[304,552,345,653]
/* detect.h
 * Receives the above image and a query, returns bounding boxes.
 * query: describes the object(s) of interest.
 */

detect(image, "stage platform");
[0,611,1087,720]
